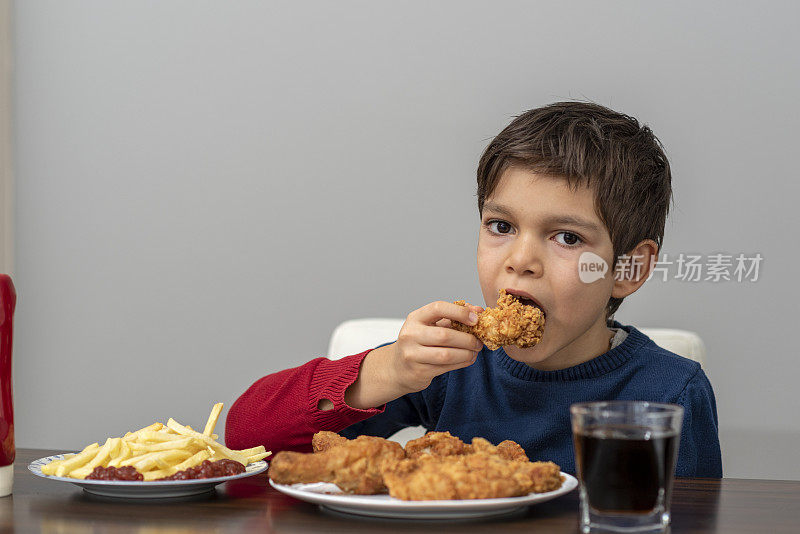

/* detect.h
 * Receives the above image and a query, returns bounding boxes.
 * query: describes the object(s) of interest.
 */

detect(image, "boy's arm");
[675,368,723,478]
[225,301,483,452]
[224,349,394,452]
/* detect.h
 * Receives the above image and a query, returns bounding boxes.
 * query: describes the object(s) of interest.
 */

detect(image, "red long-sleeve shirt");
[224,349,385,453]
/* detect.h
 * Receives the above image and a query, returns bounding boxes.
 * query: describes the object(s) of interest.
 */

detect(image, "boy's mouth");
[504,288,547,318]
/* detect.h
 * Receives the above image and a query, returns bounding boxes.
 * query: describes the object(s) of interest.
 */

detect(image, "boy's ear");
[610,240,659,299]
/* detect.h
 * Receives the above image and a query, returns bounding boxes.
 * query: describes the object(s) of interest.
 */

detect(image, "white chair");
[327,318,706,444]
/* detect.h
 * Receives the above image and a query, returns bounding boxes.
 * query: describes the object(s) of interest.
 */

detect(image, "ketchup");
[156,459,245,480]
[84,459,245,481]
[86,465,144,481]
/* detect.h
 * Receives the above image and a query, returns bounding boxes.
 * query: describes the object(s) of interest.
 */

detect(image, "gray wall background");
[11,1,800,479]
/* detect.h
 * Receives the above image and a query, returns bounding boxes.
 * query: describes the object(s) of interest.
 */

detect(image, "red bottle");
[0,274,15,497]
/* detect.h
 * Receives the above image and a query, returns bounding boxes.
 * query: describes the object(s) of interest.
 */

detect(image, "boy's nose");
[504,236,543,276]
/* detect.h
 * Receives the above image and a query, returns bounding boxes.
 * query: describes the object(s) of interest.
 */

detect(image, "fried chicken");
[381,454,564,500]
[452,289,545,350]
[268,433,405,494]
[388,432,558,500]
[404,431,529,462]
[404,431,471,458]
[311,430,347,453]
[270,431,561,500]
[471,436,530,462]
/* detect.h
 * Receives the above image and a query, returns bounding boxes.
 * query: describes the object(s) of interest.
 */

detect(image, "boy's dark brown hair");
[476,101,673,321]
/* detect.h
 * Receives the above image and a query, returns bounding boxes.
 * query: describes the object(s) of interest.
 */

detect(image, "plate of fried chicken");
[268,431,576,519]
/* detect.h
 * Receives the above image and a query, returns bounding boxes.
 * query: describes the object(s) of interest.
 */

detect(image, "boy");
[226,101,722,478]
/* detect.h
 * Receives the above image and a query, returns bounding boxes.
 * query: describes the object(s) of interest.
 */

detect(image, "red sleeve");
[224,349,385,453]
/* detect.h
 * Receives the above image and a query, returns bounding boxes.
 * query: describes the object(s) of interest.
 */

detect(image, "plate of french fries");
[28,403,271,499]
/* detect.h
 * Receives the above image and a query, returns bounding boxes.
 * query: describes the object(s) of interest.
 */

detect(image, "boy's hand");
[344,301,484,410]
[390,301,485,393]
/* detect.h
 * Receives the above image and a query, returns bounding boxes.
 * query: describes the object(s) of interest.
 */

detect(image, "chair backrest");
[636,327,706,366]
[327,319,706,366]
[328,319,404,360]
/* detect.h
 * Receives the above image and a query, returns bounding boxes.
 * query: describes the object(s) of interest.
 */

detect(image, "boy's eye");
[486,220,513,234]
[554,231,583,247]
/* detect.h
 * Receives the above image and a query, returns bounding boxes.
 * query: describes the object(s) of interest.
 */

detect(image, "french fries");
[203,403,223,436]
[41,403,270,480]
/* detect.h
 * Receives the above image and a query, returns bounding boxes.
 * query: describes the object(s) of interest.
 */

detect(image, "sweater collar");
[495,322,649,382]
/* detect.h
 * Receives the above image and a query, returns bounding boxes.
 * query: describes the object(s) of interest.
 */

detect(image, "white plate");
[269,473,578,519]
[28,454,268,499]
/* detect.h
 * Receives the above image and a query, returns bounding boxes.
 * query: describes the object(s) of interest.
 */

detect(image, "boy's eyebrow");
[483,202,602,233]
[482,202,516,219]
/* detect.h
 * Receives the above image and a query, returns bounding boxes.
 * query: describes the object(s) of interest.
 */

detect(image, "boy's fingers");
[436,353,480,373]
[414,346,480,367]
[435,318,452,328]
[418,326,484,351]
[415,301,479,327]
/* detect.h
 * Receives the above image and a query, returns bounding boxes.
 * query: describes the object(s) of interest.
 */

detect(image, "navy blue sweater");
[341,322,722,478]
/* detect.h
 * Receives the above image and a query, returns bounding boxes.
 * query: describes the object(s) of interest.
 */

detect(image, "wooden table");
[3,449,799,533]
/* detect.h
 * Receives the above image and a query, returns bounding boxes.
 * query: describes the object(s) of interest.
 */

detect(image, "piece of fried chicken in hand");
[268,433,405,494]
[381,454,563,500]
[451,289,545,350]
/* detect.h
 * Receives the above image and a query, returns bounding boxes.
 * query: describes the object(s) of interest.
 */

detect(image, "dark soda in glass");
[574,424,678,514]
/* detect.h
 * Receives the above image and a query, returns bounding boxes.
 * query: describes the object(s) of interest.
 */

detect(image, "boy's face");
[477,166,617,370]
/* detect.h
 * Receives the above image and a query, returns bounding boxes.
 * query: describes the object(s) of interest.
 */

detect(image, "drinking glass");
[571,401,683,533]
